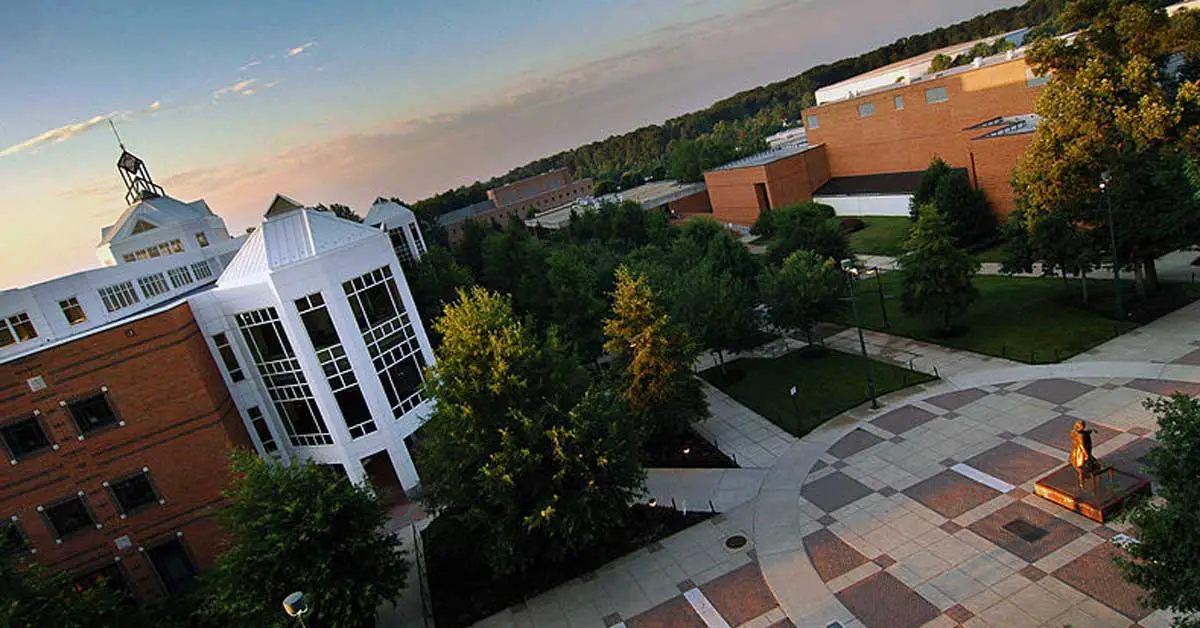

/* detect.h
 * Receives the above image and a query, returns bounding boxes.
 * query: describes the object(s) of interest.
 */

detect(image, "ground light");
[840,259,879,409]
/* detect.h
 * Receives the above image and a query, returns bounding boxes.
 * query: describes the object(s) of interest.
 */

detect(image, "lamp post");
[841,259,879,409]
[283,591,311,628]
[872,266,890,328]
[1100,172,1124,320]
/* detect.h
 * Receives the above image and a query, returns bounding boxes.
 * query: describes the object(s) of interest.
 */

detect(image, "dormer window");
[195,232,209,248]
[131,220,158,234]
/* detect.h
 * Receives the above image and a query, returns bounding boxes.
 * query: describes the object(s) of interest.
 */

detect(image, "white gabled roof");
[363,200,416,227]
[218,204,382,287]
[98,195,214,246]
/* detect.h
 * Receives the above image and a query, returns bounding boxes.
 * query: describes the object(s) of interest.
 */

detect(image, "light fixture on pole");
[840,259,879,409]
[283,591,311,628]
[1099,171,1124,320]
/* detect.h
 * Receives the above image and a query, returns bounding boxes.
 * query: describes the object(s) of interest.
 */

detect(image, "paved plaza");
[464,300,1200,628]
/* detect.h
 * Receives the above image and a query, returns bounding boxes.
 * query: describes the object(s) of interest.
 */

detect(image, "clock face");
[119,152,141,173]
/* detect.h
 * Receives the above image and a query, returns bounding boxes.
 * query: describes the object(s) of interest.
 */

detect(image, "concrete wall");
[803,58,1043,218]
[815,194,913,217]
[0,303,248,600]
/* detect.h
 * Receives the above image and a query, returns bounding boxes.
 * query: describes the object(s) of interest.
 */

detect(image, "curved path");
[754,361,1200,628]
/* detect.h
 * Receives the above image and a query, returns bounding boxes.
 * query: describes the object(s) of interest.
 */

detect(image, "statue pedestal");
[1033,465,1151,523]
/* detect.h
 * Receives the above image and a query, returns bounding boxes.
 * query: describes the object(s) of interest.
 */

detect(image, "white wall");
[815,194,912,217]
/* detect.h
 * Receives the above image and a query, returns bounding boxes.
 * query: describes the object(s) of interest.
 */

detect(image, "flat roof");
[608,180,707,208]
[435,198,495,227]
[816,29,1028,94]
[707,143,820,173]
[814,170,961,197]
[524,198,601,230]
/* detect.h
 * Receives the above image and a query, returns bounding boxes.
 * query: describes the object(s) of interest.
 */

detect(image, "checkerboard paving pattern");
[786,375,1187,628]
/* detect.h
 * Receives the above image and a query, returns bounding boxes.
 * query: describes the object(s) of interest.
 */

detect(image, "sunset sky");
[0,0,1017,288]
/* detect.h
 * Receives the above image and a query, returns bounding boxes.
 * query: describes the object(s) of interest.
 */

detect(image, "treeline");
[408,0,1070,220]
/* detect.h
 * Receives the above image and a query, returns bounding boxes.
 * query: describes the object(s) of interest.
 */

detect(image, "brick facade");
[667,189,713,217]
[0,301,250,600]
[704,145,831,226]
[803,58,1043,217]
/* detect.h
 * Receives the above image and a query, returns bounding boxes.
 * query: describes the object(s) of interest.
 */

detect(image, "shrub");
[839,217,866,233]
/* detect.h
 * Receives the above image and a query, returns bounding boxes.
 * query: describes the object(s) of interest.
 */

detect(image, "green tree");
[929,53,954,72]
[899,205,981,332]
[545,243,618,362]
[1013,0,1200,298]
[313,203,364,223]
[401,245,473,343]
[0,554,137,628]
[910,157,995,247]
[665,137,739,183]
[1118,394,1200,627]
[604,267,707,444]
[765,202,851,265]
[672,267,760,375]
[760,251,843,344]
[418,288,644,575]
[479,219,550,321]
[200,453,407,628]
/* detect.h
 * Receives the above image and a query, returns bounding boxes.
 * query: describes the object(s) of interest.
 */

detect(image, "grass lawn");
[847,216,912,256]
[972,243,1009,263]
[700,347,934,437]
[423,506,712,628]
[836,273,1200,364]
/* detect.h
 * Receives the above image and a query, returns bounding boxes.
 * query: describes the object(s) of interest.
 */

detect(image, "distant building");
[764,127,808,149]
[437,169,593,243]
[0,146,436,602]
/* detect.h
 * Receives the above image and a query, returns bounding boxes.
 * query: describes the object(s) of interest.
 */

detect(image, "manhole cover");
[1002,518,1048,543]
[725,534,748,550]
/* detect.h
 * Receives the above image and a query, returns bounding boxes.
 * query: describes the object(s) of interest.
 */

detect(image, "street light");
[283,591,311,628]
[840,259,879,409]
[866,266,891,328]
[1100,172,1124,320]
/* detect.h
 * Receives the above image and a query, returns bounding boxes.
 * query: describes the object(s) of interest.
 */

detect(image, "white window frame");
[894,95,904,110]
[857,102,876,117]
[925,87,949,104]
[137,273,170,299]
[296,293,377,439]
[0,312,38,348]
[191,260,214,280]
[806,114,819,129]
[59,298,87,326]
[343,267,426,418]
[98,281,140,313]
[167,266,194,289]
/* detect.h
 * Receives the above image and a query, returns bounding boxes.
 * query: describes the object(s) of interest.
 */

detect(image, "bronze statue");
[1070,420,1101,488]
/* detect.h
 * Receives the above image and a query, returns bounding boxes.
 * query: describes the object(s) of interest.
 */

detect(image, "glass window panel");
[1,417,50,459]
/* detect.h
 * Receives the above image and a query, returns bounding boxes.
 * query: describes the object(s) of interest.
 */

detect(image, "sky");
[0,0,1019,289]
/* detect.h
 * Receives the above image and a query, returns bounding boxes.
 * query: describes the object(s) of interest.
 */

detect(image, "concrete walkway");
[860,248,1200,283]
[1071,298,1200,364]
[645,468,770,514]
[696,378,797,468]
[821,327,1020,379]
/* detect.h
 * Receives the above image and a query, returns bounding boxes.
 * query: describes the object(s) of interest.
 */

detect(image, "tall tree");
[604,268,707,444]
[0,554,138,628]
[1118,394,1200,627]
[418,288,643,575]
[765,202,851,265]
[760,251,843,344]
[899,205,981,333]
[312,203,364,223]
[910,156,995,247]
[544,243,618,362]
[200,452,407,628]
[401,245,473,342]
[1013,0,1200,298]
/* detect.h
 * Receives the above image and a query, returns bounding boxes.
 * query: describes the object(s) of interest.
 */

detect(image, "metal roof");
[364,200,416,227]
[604,180,707,208]
[98,195,215,246]
[708,144,820,173]
[219,207,382,287]
[435,198,495,227]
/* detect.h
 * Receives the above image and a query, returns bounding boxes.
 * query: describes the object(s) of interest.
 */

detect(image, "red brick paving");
[699,563,779,626]
[835,571,940,628]
[626,595,706,628]
[828,428,884,459]
[1023,415,1121,453]
[968,501,1085,563]
[765,619,796,628]
[1053,543,1153,620]
[803,529,869,582]
[871,405,938,435]
[944,604,975,622]
[965,442,1061,486]
[925,388,988,411]
[903,470,1000,519]
[802,472,874,513]
[1018,565,1047,582]
[1015,378,1095,405]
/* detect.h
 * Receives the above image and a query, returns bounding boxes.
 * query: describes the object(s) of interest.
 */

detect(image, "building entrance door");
[361,450,407,506]
[754,182,771,214]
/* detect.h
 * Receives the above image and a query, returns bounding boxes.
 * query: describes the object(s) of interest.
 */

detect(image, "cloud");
[287,41,317,57]
[212,78,258,101]
[0,112,120,158]
[240,60,261,71]
[147,101,161,113]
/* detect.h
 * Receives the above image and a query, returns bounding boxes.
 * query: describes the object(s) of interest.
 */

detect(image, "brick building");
[437,169,594,243]
[702,46,1045,226]
[702,144,830,227]
[0,149,436,604]
[0,301,248,600]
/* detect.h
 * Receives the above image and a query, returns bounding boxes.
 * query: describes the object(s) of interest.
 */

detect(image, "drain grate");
[1002,518,1048,543]
[725,534,748,550]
